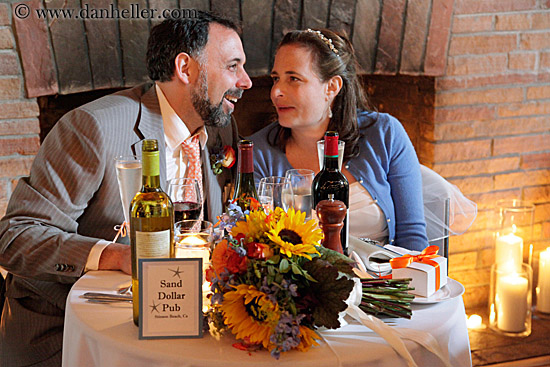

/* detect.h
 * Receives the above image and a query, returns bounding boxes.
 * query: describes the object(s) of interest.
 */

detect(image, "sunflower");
[221,284,280,349]
[231,209,270,243]
[296,326,320,352]
[267,208,322,260]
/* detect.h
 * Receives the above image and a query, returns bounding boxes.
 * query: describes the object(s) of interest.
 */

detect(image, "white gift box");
[392,256,447,297]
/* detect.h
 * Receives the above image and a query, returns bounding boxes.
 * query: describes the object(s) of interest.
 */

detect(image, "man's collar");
[155,83,208,149]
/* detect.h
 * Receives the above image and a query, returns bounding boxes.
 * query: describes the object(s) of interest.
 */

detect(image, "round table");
[62,271,472,367]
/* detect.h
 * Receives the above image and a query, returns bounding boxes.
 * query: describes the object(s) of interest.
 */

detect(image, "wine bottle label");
[142,151,160,177]
[135,230,171,258]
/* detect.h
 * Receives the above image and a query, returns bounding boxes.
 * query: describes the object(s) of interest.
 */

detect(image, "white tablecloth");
[62,271,472,367]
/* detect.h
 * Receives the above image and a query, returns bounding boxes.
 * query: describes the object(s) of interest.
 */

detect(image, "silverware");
[86,298,132,304]
[82,292,132,303]
[117,285,132,295]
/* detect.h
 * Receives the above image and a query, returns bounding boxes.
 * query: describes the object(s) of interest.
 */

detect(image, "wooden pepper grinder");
[315,194,346,254]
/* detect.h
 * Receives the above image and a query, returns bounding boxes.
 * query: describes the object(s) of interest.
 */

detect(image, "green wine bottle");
[130,139,174,326]
[232,140,259,211]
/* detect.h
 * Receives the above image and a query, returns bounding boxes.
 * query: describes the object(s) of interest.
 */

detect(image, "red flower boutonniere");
[210,144,235,175]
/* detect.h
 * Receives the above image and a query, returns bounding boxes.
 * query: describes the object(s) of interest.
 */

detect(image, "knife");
[82,292,132,302]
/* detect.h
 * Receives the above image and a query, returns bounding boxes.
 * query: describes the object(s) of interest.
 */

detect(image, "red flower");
[222,145,236,168]
[211,239,247,276]
[246,242,274,260]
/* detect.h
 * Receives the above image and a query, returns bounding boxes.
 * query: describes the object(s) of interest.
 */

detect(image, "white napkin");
[344,278,452,367]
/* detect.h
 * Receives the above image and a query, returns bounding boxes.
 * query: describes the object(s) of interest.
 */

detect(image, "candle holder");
[494,200,535,272]
[174,220,213,280]
[536,247,550,318]
[489,263,533,337]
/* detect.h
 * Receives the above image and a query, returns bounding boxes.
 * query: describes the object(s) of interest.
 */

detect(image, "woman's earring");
[328,107,333,119]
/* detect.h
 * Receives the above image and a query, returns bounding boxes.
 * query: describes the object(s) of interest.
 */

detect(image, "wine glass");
[114,155,142,236]
[168,178,202,222]
[284,169,315,220]
[258,176,288,211]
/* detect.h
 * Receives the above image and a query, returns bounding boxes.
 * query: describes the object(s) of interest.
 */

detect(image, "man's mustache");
[223,88,244,100]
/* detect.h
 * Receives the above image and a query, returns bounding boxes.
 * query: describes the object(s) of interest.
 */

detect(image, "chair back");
[420,165,451,262]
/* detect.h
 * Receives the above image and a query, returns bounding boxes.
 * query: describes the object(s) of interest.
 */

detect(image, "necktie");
[181,135,204,220]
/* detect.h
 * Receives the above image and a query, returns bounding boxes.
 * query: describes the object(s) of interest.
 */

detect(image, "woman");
[249,29,428,251]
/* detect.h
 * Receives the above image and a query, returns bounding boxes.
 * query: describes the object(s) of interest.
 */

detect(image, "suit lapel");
[134,84,168,190]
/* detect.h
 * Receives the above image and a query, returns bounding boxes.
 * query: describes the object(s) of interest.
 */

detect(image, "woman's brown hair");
[269,29,371,162]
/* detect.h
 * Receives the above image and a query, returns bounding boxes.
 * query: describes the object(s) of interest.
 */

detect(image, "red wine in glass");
[174,201,201,222]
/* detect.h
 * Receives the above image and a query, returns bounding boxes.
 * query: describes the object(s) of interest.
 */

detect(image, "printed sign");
[138,258,202,339]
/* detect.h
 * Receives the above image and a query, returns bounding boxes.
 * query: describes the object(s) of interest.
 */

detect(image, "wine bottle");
[130,139,174,326]
[312,132,349,255]
[232,140,259,211]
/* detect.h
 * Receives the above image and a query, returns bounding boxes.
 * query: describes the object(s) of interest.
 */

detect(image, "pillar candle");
[496,273,528,332]
[496,233,523,272]
[537,248,550,313]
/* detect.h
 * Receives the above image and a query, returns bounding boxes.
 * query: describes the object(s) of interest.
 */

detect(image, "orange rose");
[211,239,247,276]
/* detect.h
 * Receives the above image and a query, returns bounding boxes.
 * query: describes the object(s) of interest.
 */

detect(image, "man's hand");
[98,243,131,275]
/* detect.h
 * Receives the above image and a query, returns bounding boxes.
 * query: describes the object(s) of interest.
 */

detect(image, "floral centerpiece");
[206,203,356,359]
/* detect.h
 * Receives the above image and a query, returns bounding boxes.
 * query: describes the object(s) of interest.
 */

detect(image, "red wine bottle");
[312,132,349,255]
[232,140,259,211]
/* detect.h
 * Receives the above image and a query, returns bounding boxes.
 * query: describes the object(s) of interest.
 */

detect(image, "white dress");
[348,182,389,243]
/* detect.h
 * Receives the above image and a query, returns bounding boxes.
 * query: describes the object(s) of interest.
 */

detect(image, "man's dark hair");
[146,11,239,82]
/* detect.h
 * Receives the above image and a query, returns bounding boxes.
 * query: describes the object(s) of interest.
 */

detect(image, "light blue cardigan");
[248,111,428,251]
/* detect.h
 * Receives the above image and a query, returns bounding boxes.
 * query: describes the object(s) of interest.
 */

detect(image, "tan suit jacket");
[0,83,237,366]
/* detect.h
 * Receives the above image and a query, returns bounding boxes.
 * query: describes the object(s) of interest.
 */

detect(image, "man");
[0,12,251,366]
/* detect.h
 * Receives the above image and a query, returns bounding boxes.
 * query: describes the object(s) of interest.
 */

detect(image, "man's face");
[191,23,252,127]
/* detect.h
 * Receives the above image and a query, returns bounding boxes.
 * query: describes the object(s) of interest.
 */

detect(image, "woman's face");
[270,44,331,132]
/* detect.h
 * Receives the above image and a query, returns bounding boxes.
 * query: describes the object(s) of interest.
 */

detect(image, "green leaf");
[279,258,290,273]
[302,258,354,329]
[318,247,355,276]
[291,264,301,275]
[267,255,280,264]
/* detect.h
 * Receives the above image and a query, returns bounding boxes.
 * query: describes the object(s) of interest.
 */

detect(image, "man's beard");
[191,68,242,128]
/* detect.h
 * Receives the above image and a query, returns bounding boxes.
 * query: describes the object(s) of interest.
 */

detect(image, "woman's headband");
[305,29,339,56]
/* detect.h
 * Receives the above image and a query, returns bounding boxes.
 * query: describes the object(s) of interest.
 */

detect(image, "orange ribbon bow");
[390,245,441,290]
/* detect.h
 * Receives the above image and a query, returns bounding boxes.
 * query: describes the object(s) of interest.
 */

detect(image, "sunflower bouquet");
[206,206,356,359]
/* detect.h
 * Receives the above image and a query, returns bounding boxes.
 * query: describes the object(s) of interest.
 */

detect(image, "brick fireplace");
[1,0,549,307]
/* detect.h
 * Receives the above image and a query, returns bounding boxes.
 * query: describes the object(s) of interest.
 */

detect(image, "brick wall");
[0,3,40,215]
[435,0,550,307]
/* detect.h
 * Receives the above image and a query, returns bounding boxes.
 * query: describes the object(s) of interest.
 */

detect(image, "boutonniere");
[210,139,236,175]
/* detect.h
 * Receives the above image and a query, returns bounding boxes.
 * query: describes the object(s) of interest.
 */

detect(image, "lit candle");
[536,248,550,313]
[467,314,484,329]
[496,233,523,272]
[496,273,528,332]
[175,235,211,282]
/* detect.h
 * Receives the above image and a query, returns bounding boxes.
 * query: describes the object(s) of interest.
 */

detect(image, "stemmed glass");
[114,155,142,241]
[284,169,315,220]
[258,176,288,212]
[168,178,202,222]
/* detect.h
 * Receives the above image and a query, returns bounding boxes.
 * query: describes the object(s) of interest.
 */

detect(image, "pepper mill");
[315,194,346,254]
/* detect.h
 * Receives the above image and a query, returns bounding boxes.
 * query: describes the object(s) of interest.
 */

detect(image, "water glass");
[284,169,315,220]
[114,155,142,226]
[168,178,202,222]
[258,176,288,211]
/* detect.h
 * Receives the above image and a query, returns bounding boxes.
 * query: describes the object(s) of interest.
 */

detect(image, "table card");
[138,258,202,339]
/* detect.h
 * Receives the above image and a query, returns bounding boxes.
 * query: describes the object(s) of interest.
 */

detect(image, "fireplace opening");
[37,75,435,166]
